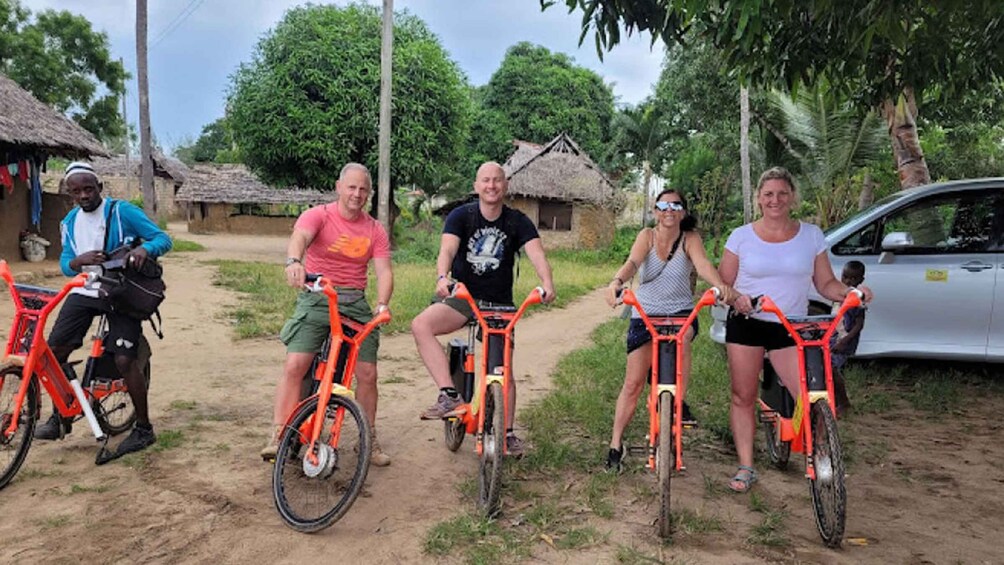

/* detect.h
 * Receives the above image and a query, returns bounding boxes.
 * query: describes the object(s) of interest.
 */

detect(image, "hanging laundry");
[30,159,43,228]
[0,165,12,194]
[17,160,28,182]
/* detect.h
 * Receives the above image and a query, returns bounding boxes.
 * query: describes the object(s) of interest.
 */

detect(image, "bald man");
[411,162,555,457]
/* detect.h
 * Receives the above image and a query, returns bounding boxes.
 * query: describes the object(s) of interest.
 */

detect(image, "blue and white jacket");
[59,197,173,276]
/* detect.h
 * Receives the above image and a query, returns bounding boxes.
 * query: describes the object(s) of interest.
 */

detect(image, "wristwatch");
[285,257,301,267]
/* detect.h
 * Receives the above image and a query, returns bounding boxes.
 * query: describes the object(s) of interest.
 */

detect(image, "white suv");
[710,178,1004,362]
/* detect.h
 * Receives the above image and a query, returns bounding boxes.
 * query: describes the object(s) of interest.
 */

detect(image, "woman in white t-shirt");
[718,167,872,493]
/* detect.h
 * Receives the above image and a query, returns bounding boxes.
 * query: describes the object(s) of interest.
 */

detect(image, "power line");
[150,0,207,49]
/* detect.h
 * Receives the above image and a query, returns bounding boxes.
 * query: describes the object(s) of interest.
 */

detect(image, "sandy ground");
[1,226,1002,564]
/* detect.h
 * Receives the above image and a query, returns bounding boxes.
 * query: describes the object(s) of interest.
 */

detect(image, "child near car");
[830,260,866,417]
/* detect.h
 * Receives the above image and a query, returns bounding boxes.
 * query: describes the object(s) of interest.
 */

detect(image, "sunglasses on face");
[654,201,684,212]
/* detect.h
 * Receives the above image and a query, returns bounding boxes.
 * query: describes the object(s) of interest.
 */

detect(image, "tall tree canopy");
[0,0,127,141]
[544,0,1004,187]
[472,42,615,166]
[228,3,471,191]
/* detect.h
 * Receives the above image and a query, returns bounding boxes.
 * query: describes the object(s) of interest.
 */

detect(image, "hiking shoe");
[34,413,71,440]
[115,424,156,456]
[370,430,391,467]
[260,425,282,461]
[605,446,623,473]
[505,433,525,458]
[420,393,463,420]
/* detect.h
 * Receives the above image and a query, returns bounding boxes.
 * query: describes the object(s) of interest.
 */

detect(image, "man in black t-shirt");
[412,162,556,457]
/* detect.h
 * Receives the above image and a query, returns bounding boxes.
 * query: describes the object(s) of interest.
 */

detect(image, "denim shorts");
[626,310,698,354]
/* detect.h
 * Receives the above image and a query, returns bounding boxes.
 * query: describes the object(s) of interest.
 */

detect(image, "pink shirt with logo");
[295,204,390,289]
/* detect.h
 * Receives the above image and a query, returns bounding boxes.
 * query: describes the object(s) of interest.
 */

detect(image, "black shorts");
[48,294,143,359]
[725,311,795,351]
[626,310,698,354]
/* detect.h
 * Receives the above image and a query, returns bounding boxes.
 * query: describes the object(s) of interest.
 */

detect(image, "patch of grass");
[169,399,198,410]
[152,429,185,452]
[423,514,529,563]
[208,255,618,338]
[381,375,409,385]
[170,238,206,252]
[746,493,789,547]
[37,515,72,529]
[614,544,665,564]
[555,526,603,550]
[584,472,616,518]
[673,508,724,535]
[70,483,111,494]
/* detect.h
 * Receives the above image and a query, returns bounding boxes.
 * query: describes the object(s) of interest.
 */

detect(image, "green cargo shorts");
[279,291,379,363]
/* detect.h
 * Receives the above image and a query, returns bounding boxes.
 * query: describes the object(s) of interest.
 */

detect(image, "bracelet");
[437,274,447,281]
[611,277,623,286]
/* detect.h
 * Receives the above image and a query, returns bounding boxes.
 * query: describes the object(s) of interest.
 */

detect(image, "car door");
[982,195,1004,360]
[831,189,999,360]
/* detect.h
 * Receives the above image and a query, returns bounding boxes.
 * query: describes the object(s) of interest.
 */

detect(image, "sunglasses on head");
[654,201,684,212]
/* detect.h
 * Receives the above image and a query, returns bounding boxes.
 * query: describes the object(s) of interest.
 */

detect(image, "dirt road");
[2,228,1002,564]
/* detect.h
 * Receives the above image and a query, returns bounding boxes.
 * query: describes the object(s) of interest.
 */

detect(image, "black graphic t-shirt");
[444,203,539,304]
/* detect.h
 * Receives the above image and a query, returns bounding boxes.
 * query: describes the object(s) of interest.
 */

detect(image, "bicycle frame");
[280,278,390,468]
[621,287,720,471]
[756,291,863,480]
[447,283,543,456]
[0,260,107,442]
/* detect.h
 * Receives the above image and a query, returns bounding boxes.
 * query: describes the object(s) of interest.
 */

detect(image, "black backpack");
[101,202,167,336]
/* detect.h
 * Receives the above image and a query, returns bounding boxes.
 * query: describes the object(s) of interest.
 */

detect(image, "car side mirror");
[881,231,914,251]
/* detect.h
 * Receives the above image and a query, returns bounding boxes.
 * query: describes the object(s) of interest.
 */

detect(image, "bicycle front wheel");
[657,392,674,538]
[0,368,38,490]
[272,394,371,533]
[477,382,504,517]
[808,401,846,547]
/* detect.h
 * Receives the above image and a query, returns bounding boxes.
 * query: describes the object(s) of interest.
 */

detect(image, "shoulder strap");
[103,200,118,252]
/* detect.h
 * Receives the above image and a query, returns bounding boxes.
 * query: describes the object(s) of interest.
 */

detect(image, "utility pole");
[136,0,156,217]
[740,86,752,223]
[120,57,129,159]
[377,0,393,232]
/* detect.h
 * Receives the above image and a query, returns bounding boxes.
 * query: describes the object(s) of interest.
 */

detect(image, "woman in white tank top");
[601,189,737,472]
[718,167,873,493]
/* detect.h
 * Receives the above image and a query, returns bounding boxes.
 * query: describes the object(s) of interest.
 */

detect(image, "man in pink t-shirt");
[261,163,394,466]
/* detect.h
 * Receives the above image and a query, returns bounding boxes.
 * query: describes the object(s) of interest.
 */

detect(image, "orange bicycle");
[756,289,863,547]
[441,282,544,517]
[0,259,152,488]
[270,274,390,533]
[619,287,720,538]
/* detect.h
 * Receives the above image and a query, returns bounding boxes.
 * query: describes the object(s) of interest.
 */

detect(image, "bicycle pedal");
[626,446,647,456]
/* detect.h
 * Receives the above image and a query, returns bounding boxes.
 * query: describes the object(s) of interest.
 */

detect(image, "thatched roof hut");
[502,133,615,203]
[176,164,329,205]
[88,150,190,183]
[0,73,109,158]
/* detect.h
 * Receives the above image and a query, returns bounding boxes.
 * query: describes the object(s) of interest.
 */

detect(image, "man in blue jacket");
[34,162,172,457]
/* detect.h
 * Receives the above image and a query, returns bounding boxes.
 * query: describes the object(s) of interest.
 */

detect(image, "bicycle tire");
[444,417,465,452]
[272,394,371,533]
[477,382,504,517]
[0,368,38,490]
[92,358,151,437]
[657,392,674,538]
[761,407,790,469]
[808,401,846,548]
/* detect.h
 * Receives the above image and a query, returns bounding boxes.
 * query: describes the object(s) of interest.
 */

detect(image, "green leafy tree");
[543,0,1004,188]
[228,3,471,197]
[0,0,127,141]
[474,42,615,165]
[174,117,241,165]
[611,100,672,225]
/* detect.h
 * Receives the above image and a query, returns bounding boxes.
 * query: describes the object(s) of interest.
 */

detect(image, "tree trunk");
[740,86,752,222]
[881,88,930,189]
[641,160,652,227]
[377,0,393,235]
[136,0,156,217]
[858,169,874,210]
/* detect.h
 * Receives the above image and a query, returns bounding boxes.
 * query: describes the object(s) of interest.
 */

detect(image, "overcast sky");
[23,0,665,152]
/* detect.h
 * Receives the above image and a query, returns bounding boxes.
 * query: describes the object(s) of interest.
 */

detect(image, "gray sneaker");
[420,393,463,420]
[505,434,525,458]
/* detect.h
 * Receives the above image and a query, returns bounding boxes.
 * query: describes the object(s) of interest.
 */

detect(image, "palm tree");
[768,83,886,227]
[613,100,672,227]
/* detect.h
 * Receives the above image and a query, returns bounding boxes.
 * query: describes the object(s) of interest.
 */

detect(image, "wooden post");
[740,86,752,223]
[136,0,156,217]
[377,0,393,232]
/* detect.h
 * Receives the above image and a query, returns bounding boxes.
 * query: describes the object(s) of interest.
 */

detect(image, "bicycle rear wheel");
[444,417,465,452]
[91,358,151,437]
[761,407,790,469]
[0,368,38,490]
[808,401,846,547]
[657,392,674,538]
[477,382,504,517]
[272,394,371,533]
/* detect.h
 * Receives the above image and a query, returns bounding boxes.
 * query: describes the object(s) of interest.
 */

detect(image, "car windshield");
[824,192,905,236]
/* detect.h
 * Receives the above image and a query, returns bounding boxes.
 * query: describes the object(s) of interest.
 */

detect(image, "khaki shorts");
[280,291,379,363]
